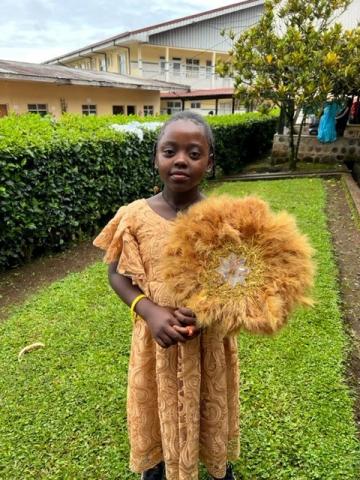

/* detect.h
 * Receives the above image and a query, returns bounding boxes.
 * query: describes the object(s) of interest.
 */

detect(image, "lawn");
[0,178,359,479]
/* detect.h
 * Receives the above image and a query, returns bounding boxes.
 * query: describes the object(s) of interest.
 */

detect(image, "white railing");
[138,61,233,89]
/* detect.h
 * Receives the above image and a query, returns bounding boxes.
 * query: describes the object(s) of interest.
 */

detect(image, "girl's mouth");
[170,172,190,181]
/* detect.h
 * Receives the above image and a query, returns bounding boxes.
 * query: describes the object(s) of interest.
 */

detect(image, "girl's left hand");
[173,307,201,339]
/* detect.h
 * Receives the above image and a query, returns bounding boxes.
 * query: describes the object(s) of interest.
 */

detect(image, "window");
[82,104,97,115]
[127,105,136,115]
[28,104,48,116]
[166,101,182,115]
[190,102,201,109]
[118,53,127,74]
[160,56,166,74]
[106,55,112,68]
[206,60,213,79]
[60,98,67,114]
[172,57,181,76]
[113,105,124,115]
[186,58,199,77]
[218,101,232,114]
[144,105,154,116]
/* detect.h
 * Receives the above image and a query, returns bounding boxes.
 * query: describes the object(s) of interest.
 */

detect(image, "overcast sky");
[1,0,233,63]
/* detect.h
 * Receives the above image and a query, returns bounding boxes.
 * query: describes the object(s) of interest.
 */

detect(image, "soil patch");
[325,178,360,434]
[0,240,102,321]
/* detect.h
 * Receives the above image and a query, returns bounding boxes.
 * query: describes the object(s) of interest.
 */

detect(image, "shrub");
[0,112,277,269]
[209,112,277,174]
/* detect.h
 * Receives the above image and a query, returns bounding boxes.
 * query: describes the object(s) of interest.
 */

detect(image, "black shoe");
[210,463,237,480]
[141,461,166,480]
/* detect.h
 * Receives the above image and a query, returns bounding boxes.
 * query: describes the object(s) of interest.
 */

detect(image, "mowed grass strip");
[0,178,359,479]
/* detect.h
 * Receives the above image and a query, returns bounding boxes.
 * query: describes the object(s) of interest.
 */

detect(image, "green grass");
[241,158,346,174]
[1,178,359,479]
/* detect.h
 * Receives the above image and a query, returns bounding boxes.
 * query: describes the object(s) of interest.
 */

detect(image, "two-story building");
[44,1,265,115]
[7,0,357,118]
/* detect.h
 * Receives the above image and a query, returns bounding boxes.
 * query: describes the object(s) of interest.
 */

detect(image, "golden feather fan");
[160,195,315,336]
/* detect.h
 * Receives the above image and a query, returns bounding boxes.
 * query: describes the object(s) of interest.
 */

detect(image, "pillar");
[137,45,143,76]
[165,47,170,82]
[211,51,216,89]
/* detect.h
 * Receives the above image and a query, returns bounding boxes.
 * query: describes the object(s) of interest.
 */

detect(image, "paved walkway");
[222,169,349,181]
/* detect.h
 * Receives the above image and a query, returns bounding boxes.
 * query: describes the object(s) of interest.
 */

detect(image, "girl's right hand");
[139,303,189,349]
[173,307,201,339]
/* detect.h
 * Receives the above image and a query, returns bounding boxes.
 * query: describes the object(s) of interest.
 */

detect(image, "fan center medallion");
[216,253,250,287]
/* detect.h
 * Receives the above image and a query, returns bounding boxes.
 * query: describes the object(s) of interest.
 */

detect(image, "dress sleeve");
[93,206,146,290]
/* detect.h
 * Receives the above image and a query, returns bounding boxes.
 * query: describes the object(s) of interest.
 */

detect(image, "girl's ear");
[206,152,214,172]
[153,143,158,169]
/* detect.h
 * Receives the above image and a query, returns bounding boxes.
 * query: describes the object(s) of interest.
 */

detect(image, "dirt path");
[325,179,360,434]
[0,240,102,321]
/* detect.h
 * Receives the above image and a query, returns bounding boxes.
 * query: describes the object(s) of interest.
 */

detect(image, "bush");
[208,112,277,174]
[0,112,277,270]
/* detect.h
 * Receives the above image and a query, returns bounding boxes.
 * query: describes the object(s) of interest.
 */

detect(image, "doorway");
[0,104,8,117]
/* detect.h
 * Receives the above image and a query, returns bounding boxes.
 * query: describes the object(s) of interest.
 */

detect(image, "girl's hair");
[152,111,216,179]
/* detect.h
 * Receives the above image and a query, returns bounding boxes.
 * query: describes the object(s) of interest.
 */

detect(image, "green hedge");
[208,112,278,174]
[0,112,277,270]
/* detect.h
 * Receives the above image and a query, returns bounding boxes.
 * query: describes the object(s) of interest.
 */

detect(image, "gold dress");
[93,199,240,480]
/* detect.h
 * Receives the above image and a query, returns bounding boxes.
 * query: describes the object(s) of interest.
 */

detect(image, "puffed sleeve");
[93,206,146,291]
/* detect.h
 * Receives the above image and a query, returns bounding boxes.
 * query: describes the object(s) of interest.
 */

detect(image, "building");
[44,1,265,115]
[336,0,360,29]
[160,88,238,115]
[43,0,360,116]
[4,0,358,118]
[0,59,186,118]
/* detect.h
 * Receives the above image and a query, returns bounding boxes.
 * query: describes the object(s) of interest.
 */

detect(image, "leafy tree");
[218,0,360,169]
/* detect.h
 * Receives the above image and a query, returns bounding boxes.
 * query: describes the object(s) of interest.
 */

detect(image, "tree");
[217,0,360,170]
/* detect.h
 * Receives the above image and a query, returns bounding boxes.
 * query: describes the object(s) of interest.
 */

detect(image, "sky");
[1,0,235,64]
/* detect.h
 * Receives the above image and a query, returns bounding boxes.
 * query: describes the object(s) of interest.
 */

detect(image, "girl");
[93,111,239,480]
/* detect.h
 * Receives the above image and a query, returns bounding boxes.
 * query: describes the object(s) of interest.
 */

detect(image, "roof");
[161,88,234,100]
[0,59,188,91]
[44,0,264,64]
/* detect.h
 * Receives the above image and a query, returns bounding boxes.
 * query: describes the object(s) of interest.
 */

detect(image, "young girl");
[93,111,239,480]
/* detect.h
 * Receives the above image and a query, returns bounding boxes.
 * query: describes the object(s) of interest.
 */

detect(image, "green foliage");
[218,0,360,168]
[0,112,276,270]
[0,114,157,270]
[0,179,359,479]
[209,112,277,174]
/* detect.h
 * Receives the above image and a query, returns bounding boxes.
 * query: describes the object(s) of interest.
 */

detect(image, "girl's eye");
[163,149,174,156]
[190,151,201,159]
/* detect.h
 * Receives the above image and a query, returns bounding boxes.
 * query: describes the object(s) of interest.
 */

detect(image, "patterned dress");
[93,198,240,480]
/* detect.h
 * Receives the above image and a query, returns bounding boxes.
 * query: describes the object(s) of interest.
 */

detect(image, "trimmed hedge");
[209,112,278,174]
[0,112,277,270]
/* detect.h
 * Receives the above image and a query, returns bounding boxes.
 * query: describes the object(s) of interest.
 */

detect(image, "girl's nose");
[174,151,188,165]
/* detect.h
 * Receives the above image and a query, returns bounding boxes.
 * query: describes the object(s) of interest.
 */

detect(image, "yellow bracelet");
[130,294,146,321]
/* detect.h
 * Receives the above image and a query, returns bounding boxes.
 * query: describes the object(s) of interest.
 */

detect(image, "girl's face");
[155,119,213,192]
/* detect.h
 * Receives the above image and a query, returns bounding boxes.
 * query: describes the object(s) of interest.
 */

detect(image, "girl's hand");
[173,307,201,339]
[139,303,188,349]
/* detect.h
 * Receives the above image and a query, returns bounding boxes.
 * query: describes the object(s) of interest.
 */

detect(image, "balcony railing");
[131,61,233,89]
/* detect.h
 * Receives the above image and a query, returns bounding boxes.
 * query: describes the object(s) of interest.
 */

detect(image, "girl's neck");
[162,186,203,212]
